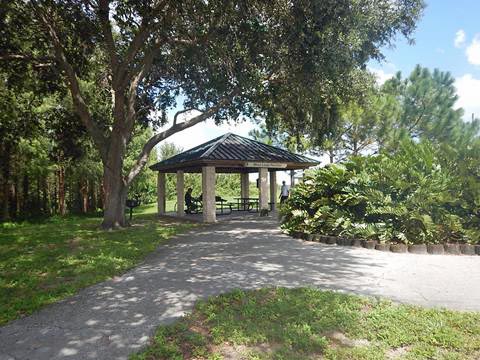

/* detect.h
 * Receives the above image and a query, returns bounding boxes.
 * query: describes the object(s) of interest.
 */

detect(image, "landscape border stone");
[408,244,427,254]
[444,244,461,255]
[460,244,476,255]
[427,244,445,255]
[362,240,377,249]
[375,243,390,252]
[352,239,363,247]
[325,236,337,245]
[291,232,478,256]
[391,244,408,253]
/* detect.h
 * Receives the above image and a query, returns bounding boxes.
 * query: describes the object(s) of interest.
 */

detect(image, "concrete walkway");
[1,217,479,360]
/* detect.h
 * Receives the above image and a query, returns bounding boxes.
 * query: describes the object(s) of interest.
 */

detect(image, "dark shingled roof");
[150,133,318,173]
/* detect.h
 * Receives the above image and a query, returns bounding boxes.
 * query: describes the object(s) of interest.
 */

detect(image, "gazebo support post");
[202,166,216,223]
[269,171,276,211]
[157,172,166,215]
[290,169,295,187]
[259,167,268,211]
[176,170,184,216]
[241,172,249,199]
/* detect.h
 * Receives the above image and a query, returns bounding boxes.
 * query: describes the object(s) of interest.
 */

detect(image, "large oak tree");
[1,0,424,228]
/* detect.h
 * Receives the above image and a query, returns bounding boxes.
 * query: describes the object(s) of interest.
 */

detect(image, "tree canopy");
[1,0,425,227]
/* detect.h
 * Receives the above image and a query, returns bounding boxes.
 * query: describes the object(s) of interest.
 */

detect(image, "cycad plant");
[281,139,479,244]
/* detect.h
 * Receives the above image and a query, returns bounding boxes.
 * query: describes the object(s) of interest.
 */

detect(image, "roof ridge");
[200,132,232,159]
[227,133,317,163]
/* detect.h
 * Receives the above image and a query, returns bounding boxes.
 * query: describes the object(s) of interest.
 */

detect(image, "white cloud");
[466,34,480,65]
[454,29,466,48]
[455,74,480,121]
[369,68,394,85]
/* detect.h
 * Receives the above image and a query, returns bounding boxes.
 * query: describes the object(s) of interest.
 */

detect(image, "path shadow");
[1,216,476,359]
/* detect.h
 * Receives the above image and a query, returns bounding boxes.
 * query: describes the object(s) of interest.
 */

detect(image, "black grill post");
[125,199,141,221]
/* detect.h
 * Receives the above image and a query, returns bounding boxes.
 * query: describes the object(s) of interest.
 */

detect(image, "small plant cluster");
[281,141,479,245]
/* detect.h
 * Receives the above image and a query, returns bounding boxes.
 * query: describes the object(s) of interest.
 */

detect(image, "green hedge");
[281,141,479,245]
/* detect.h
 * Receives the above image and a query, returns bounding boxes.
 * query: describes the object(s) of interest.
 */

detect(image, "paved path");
[1,217,479,360]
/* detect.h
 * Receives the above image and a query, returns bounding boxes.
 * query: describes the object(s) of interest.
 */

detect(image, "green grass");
[0,204,193,325]
[131,288,480,360]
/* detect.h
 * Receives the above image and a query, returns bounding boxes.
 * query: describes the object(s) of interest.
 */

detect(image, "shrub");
[281,141,479,245]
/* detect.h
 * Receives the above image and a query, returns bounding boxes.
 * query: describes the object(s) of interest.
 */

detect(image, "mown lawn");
[131,288,480,360]
[0,205,193,325]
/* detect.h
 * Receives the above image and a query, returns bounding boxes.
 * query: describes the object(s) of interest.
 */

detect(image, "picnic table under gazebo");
[150,133,318,223]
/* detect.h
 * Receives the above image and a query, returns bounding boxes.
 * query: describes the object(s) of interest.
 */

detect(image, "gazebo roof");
[150,133,318,173]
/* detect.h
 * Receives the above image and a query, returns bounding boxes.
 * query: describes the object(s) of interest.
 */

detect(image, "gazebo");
[150,133,318,223]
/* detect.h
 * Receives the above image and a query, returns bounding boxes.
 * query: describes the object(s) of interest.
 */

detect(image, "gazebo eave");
[151,159,318,173]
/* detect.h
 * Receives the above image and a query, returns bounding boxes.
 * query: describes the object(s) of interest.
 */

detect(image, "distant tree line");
[254,65,479,163]
[0,70,157,220]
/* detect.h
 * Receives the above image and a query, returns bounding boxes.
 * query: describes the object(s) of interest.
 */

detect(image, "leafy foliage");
[281,140,479,244]
[1,0,425,227]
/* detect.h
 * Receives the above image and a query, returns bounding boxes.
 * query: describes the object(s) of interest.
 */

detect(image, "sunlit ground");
[132,287,480,360]
[0,204,193,325]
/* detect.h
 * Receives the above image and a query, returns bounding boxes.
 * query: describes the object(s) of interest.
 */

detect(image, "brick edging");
[290,232,480,256]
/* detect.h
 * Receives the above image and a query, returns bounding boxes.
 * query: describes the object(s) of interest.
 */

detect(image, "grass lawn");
[131,288,480,360]
[0,204,193,325]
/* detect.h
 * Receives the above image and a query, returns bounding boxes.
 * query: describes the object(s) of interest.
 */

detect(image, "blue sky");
[372,1,480,77]
[369,0,480,121]
[161,1,480,168]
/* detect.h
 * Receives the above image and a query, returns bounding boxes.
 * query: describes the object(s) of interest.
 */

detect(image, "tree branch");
[35,6,108,160]
[116,0,168,84]
[98,0,119,84]
[122,34,168,137]
[0,54,54,62]
[173,108,196,125]
[125,88,241,185]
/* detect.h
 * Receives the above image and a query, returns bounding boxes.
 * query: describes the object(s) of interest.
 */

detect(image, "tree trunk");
[22,173,29,215]
[36,175,41,215]
[58,166,66,216]
[43,176,49,215]
[80,180,88,214]
[14,176,20,217]
[91,180,98,212]
[53,174,58,214]
[353,139,358,156]
[1,145,11,221]
[101,167,127,228]
[101,142,128,229]
[2,181,9,221]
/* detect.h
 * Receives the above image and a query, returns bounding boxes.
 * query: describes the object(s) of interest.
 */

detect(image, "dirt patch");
[361,302,374,313]
[212,342,281,359]
[68,237,84,252]
[324,331,370,348]
[386,346,410,359]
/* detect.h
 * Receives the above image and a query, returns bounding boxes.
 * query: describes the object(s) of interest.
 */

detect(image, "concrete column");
[176,170,184,216]
[202,166,216,223]
[259,167,268,210]
[269,171,277,211]
[240,172,249,198]
[157,172,166,215]
[290,169,295,187]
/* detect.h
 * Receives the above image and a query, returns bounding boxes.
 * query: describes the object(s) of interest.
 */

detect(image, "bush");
[281,141,479,245]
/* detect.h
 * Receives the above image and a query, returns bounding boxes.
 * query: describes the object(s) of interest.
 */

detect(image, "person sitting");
[185,188,198,214]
